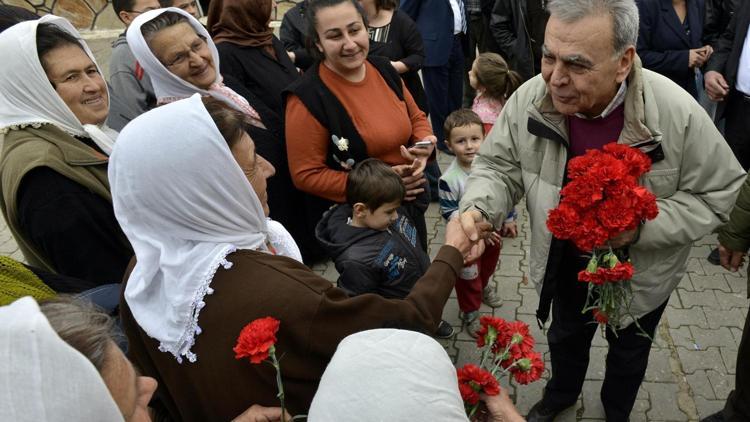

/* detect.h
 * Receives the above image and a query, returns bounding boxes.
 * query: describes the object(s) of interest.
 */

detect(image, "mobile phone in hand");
[413,140,433,149]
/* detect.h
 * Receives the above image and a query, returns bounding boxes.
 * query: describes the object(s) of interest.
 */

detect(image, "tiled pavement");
[2,33,742,422]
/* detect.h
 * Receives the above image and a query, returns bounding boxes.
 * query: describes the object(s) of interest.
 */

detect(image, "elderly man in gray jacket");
[458,0,746,420]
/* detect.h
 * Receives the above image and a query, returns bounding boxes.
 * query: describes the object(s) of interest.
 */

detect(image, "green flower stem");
[269,347,287,422]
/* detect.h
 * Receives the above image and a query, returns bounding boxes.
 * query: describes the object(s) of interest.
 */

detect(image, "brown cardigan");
[120,246,462,421]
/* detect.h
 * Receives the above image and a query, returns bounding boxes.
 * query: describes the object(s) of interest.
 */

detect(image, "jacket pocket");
[422,32,438,41]
[641,168,679,198]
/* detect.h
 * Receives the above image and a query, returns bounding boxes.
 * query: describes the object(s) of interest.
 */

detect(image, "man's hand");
[460,210,494,242]
[705,70,729,101]
[604,227,638,249]
[392,160,426,201]
[445,217,475,258]
[470,391,525,422]
[718,244,746,272]
[232,405,291,422]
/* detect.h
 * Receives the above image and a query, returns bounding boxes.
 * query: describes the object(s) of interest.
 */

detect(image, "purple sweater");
[567,104,625,158]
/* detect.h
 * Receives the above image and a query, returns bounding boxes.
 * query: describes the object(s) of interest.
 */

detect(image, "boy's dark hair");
[346,158,405,210]
[113,0,137,17]
[36,23,85,77]
[444,108,484,142]
[305,0,368,61]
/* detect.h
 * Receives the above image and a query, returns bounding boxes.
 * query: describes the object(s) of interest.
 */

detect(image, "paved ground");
[5,33,741,421]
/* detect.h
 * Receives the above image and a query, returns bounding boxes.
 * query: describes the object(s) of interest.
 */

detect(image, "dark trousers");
[723,305,750,421]
[542,249,668,422]
[423,34,465,146]
[724,91,750,170]
[462,12,491,107]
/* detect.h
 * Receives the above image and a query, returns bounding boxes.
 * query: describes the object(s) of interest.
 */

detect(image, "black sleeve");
[280,9,314,70]
[705,6,738,73]
[490,0,517,60]
[394,12,426,71]
[17,167,132,287]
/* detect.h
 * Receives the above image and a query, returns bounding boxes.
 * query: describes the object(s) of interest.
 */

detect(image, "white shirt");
[448,0,465,34]
[736,23,750,95]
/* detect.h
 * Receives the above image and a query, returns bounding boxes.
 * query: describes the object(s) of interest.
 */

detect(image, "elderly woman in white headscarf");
[126,8,319,263]
[0,296,151,422]
[110,94,472,421]
[0,16,132,289]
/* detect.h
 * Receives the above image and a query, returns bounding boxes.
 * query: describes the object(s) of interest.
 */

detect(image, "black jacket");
[705,0,750,118]
[490,0,548,80]
[704,0,740,46]
[279,0,314,70]
[217,37,300,117]
[636,0,705,97]
[316,204,430,299]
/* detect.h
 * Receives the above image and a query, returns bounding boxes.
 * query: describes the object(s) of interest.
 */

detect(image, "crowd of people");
[0,0,748,420]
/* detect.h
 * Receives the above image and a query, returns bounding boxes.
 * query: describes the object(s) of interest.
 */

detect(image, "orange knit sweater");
[285,61,433,203]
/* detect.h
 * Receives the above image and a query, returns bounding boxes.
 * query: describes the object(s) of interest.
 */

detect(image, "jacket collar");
[528,56,662,158]
[27,124,109,165]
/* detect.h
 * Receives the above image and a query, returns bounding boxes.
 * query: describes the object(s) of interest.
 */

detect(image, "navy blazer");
[636,0,705,96]
[400,0,457,67]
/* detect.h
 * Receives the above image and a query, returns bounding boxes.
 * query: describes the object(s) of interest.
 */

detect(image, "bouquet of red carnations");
[456,316,544,418]
[546,143,659,335]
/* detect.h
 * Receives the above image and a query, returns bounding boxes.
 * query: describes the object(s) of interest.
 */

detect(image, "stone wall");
[0,0,299,31]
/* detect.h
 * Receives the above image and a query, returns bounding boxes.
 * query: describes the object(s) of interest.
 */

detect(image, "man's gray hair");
[547,0,639,54]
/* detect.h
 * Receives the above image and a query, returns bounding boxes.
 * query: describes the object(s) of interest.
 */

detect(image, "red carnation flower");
[505,320,535,358]
[599,262,634,282]
[510,351,545,385]
[602,143,651,178]
[456,364,501,405]
[233,317,280,364]
[592,308,609,324]
[476,316,510,352]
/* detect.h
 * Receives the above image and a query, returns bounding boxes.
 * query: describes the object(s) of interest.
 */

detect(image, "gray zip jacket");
[460,58,746,326]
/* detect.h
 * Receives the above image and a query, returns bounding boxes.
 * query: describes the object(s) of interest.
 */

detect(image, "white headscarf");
[308,329,470,421]
[0,15,117,155]
[126,7,263,127]
[0,297,124,422]
[110,94,298,363]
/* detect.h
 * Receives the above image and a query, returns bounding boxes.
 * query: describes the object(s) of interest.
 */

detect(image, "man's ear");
[615,45,636,84]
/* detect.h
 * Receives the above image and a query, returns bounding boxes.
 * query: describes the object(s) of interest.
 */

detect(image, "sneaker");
[434,320,454,339]
[462,311,480,338]
[483,285,503,308]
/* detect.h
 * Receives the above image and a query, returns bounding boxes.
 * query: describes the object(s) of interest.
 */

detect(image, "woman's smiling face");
[149,22,217,89]
[314,1,369,77]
